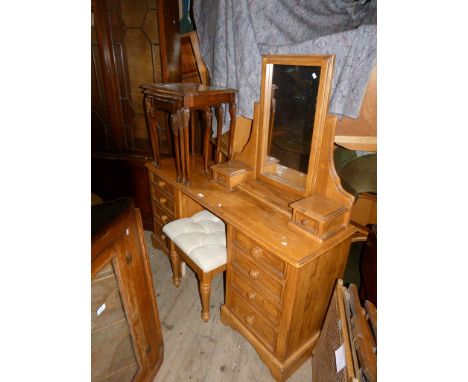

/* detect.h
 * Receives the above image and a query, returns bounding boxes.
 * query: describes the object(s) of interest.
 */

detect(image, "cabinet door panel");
[91,261,138,381]
[92,201,164,381]
[92,0,164,154]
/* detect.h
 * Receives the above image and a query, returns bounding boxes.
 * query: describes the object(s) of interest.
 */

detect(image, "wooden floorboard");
[144,231,312,382]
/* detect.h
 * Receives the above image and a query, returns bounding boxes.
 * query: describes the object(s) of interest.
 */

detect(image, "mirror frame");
[257,55,335,197]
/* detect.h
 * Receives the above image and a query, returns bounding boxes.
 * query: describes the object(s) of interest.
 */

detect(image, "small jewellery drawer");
[231,270,280,326]
[213,171,227,187]
[294,211,317,234]
[151,187,175,216]
[232,229,285,280]
[231,246,283,304]
[152,201,174,226]
[230,289,277,352]
[150,172,174,199]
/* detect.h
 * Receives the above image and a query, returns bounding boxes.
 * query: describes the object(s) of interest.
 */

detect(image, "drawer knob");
[245,315,255,325]
[250,246,262,258]
[158,180,165,188]
[159,197,167,204]
[247,292,256,301]
[301,218,311,225]
[160,233,166,241]
[249,270,259,280]
[161,214,168,223]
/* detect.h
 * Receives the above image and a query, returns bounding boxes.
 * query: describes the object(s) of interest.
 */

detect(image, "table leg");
[228,102,237,160]
[202,107,213,174]
[165,113,173,156]
[178,110,186,184]
[144,96,160,168]
[190,111,196,155]
[215,105,224,163]
[182,108,191,186]
[170,111,182,182]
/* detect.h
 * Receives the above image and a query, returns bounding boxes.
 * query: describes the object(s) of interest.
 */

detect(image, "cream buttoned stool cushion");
[162,210,226,322]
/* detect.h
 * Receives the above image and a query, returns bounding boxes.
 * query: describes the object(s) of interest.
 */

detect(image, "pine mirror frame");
[256,54,335,198]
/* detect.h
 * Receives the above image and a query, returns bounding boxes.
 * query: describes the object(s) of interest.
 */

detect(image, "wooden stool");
[141,83,237,186]
[162,210,227,322]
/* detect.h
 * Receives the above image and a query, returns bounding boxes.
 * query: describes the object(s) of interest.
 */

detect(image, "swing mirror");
[257,55,335,196]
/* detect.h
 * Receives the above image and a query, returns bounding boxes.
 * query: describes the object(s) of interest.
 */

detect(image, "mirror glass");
[266,64,321,174]
[259,55,334,196]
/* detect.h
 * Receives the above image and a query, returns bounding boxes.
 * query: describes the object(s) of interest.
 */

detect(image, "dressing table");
[145,55,356,381]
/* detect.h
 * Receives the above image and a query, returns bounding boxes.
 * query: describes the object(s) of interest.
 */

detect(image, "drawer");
[230,289,277,352]
[153,219,168,246]
[213,171,227,187]
[233,229,286,280]
[152,201,174,226]
[231,270,280,326]
[294,211,317,235]
[150,172,174,199]
[151,232,168,254]
[151,219,169,254]
[232,246,283,304]
[151,186,175,216]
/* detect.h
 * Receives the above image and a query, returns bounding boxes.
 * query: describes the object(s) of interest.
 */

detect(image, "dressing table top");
[146,156,354,267]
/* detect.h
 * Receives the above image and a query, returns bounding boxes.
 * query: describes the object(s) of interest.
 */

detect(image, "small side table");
[141,83,237,186]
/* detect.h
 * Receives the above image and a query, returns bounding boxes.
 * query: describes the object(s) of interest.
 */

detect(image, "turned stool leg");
[168,241,181,287]
[199,273,212,322]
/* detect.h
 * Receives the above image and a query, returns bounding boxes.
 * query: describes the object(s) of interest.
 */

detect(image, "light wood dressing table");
[145,55,356,381]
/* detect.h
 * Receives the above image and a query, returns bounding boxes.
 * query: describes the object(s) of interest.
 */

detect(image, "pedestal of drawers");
[221,225,352,382]
[149,171,177,254]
